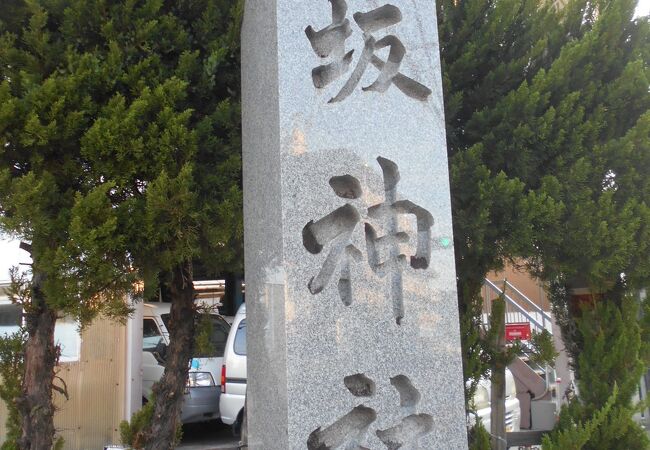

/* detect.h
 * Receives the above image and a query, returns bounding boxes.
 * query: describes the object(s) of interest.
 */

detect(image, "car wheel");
[232,409,244,438]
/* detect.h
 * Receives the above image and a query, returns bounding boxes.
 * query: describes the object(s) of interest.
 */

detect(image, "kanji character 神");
[302,157,434,324]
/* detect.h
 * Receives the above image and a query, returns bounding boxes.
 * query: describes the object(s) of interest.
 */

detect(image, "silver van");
[142,303,231,424]
[219,304,247,433]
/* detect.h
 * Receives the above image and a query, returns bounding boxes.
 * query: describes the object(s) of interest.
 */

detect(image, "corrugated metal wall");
[0,317,127,449]
[55,317,127,449]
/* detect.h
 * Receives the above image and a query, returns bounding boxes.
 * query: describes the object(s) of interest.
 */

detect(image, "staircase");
[483,278,552,335]
[483,278,558,430]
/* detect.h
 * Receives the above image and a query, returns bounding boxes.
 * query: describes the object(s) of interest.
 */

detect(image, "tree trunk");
[141,262,195,450]
[490,363,507,450]
[17,271,58,450]
[223,272,244,316]
[490,296,507,450]
[458,274,489,404]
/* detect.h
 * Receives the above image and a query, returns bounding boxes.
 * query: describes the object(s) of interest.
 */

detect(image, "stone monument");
[242,1,468,448]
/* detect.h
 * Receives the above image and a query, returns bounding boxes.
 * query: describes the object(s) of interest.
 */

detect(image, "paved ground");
[177,420,239,450]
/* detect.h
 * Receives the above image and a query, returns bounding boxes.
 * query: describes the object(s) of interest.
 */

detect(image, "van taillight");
[221,365,226,394]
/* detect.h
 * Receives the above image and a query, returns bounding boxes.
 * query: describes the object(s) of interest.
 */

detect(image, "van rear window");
[234,319,246,356]
[194,314,231,358]
[161,313,231,358]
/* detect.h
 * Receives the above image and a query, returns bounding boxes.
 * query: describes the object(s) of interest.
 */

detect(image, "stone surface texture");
[242,0,468,448]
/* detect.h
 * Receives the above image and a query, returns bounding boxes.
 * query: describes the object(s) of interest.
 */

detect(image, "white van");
[142,303,231,423]
[469,369,521,433]
[219,303,247,433]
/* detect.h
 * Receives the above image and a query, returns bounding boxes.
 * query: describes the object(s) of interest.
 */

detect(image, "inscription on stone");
[242,0,469,446]
[302,156,434,324]
[305,0,433,102]
[307,374,434,449]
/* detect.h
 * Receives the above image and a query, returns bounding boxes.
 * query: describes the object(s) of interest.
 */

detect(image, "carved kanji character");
[303,158,434,322]
[365,157,434,324]
[302,175,364,306]
[307,374,433,449]
[306,2,432,102]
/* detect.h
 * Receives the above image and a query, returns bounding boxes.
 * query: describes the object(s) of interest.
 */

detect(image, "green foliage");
[547,280,582,366]
[527,329,559,368]
[1,0,242,444]
[461,284,490,404]
[545,297,650,450]
[120,397,154,450]
[577,297,648,408]
[119,395,183,450]
[468,420,492,450]
[573,298,650,450]
[194,309,215,357]
[0,331,24,450]
[439,0,650,405]
[542,385,617,450]
[485,296,520,367]
[0,0,138,326]
[0,0,243,313]
[53,437,64,450]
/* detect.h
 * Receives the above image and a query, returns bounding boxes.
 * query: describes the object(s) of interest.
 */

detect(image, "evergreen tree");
[542,385,617,450]
[0,2,135,447]
[0,0,242,448]
[546,297,649,449]
[437,0,650,406]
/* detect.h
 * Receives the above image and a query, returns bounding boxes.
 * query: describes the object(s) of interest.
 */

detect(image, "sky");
[0,0,648,281]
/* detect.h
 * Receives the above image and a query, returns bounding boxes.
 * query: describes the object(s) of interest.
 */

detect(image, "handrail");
[504,280,551,320]
[499,279,552,331]
[502,280,551,321]
[483,278,555,396]
[483,279,546,332]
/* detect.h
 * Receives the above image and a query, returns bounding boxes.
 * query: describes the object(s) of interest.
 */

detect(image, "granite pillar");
[242,1,468,448]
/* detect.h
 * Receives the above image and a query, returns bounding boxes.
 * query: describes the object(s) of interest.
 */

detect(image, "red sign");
[505,323,531,341]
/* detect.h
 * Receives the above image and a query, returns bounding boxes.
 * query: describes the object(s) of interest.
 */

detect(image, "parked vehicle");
[219,303,247,434]
[142,303,231,424]
[468,368,521,433]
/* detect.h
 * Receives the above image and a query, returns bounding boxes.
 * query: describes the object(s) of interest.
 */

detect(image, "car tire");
[232,409,244,438]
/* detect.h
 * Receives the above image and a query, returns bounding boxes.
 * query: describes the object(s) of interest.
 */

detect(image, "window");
[160,314,171,333]
[143,318,163,352]
[0,303,21,336]
[161,313,231,358]
[234,319,246,356]
[0,302,80,362]
[192,314,231,358]
[56,317,81,363]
